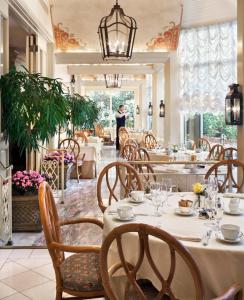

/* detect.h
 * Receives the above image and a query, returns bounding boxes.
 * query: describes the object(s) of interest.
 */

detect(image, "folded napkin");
[223,193,244,199]
[172,235,201,242]
[162,228,202,242]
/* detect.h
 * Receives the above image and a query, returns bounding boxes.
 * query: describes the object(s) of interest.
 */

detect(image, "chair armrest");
[59,217,103,229]
[50,242,101,253]
[213,283,242,300]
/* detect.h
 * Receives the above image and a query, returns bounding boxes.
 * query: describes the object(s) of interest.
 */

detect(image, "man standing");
[115,105,126,150]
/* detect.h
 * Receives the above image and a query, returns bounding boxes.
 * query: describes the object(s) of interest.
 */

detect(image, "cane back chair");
[193,137,211,152]
[58,138,85,182]
[221,147,238,160]
[39,182,104,300]
[97,162,143,213]
[207,144,225,161]
[100,223,242,300]
[121,144,138,161]
[144,134,157,150]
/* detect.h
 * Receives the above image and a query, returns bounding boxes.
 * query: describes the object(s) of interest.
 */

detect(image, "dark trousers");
[116,125,121,150]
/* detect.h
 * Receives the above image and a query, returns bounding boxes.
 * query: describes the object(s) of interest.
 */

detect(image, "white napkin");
[223,193,244,199]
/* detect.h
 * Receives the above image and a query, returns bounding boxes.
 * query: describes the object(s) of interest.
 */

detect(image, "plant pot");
[57,163,72,189]
[12,193,42,232]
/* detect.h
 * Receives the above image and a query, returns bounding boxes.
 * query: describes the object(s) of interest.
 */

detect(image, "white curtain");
[178,21,237,113]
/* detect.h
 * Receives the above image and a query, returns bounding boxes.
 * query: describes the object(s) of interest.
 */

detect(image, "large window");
[178,21,237,145]
[86,90,135,128]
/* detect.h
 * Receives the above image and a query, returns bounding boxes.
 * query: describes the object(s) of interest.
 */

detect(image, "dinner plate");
[128,197,145,204]
[114,214,135,222]
[224,209,243,216]
[174,208,195,216]
[216,232,243,244]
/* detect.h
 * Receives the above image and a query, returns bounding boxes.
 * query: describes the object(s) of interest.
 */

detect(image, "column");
[164,60,171,145]
[152,72,158,135]
[237,0,244,187]
[141,82,148,130]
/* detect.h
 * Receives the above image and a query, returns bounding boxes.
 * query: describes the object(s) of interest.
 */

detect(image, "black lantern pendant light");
[148,102,153,116]
[70,75,75,88]
[225,83,243,125]
[136,105,140,115]
[98,0,137,61]
[104,74,123,88]
[159,100,165,117]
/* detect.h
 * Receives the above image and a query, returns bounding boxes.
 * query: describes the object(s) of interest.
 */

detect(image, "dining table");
[103,193,244,299]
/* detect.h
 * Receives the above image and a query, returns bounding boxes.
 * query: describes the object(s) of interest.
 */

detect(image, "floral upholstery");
[60,252,103,292]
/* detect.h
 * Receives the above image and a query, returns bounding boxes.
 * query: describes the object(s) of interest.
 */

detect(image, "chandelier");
[98,0,137,60]
[104,74,123,88]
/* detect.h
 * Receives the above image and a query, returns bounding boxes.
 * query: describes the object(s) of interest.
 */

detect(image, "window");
[178,21,237,146]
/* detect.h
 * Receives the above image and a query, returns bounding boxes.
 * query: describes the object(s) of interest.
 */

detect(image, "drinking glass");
[150,183,161,216]
[215,197,224,231]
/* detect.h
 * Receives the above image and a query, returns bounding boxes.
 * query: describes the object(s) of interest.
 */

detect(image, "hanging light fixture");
[104,74,123,88]
[136,105,140,115]
[98,0,137,61]
[225,83,243,125]
[159,100,165,117]
[70,75,75,88]
[148,102,153,116]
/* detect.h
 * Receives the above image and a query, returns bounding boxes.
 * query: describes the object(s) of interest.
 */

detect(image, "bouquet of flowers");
[44,151,74,165]
[193,182,205,195]
[12,170,44,194]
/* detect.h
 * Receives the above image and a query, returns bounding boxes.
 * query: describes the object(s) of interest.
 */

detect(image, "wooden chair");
[38,182,105,300]
[74,130,88,143]
[207,144,225,161]
[120,144,137,161]
[144,133,157,149]
[193,137,211,152]
[119,130,130,153]
[97,162,143,213]
[118,126,128,135]
[100,223,242,300]
[124,138,138,148]
[94,124,111,142]
[221,147,238,160]
[58,138,85,182]
[134,147,150,161]
[205,159,244,193]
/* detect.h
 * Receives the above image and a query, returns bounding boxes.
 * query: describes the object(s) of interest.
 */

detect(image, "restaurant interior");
[0,0,244,299]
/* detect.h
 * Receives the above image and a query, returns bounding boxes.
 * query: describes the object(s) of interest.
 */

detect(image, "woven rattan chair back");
[205,159,244,193]
[58,138,80,161]
[121,144,138,161]
[207,144,224,161]
[144,134,157,150]
[100,223,205,300]
[222,147,238,160]
[194,138,211,152]
[125,138,138,148]
[97,162,143,213]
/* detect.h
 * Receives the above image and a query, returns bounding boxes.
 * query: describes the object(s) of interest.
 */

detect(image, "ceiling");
[50,0,236,53]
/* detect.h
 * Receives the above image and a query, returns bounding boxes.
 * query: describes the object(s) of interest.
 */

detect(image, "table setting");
[103,179,244,299]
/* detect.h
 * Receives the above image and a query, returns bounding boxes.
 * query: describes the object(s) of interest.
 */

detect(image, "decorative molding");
[146,4,183,51]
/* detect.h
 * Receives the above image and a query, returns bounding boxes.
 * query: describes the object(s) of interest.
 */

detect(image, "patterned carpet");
[34,179,103,247]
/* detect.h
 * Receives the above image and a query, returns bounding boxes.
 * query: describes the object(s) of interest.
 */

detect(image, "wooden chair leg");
[76,164,80,183]
[56,287,62,300]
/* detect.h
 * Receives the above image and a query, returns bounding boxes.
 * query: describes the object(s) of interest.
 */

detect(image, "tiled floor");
[0,249,105,299]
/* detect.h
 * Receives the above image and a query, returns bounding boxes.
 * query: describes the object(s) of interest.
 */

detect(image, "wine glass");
[150,183,161,216]
[215,197,224,231]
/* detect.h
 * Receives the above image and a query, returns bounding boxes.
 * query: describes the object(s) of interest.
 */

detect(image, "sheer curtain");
[178,21,237,113]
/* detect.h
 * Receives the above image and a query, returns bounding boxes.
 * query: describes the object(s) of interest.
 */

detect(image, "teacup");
[179,206,192,213]
[229,198,240,213]
[131,191,144,202]
[221,224,240,240]
[117,206,133,220]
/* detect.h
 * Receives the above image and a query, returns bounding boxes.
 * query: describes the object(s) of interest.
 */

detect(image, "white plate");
[175,208,195,216]
[224,209,243,216]
[128,197,145,204]
[216,232,243,244]
[114,214,135,222]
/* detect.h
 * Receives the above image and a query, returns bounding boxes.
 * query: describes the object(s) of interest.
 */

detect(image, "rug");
[34,179,103,247]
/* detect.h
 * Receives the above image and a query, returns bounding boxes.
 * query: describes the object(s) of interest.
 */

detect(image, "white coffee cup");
[221,224,240,240]
[117,206,133,220]
[229,198,240,213]
[179,206,191,213]
[131,191,144,202]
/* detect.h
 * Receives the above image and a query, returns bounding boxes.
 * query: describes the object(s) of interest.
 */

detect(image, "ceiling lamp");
[159,100,165,117]
[98,0,137,61]
[225,83,243,125]
[104,74,123,88]
[70,75,75,88]
[136,105,140,115]
[148,102,153,116]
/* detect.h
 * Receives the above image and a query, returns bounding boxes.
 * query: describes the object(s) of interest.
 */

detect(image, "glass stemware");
[150,183,161,216]
[215,197,224,231]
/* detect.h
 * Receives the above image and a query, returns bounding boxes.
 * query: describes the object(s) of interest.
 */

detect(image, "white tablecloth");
[103,193,244,299]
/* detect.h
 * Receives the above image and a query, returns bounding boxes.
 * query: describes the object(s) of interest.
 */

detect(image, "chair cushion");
[60,252,103,292]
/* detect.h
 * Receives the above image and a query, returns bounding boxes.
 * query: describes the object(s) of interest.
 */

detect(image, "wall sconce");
[148,102,153,116]
[136,105,140,115]
[159,100,165,117]
[225,83,243,125]
[70,75,75,88]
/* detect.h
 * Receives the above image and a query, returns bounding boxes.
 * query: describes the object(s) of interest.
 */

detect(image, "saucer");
[175,208,195,216]
[129,197,145,204]
[114,214,135,222]
[224,209,243,216]
[216,232,243,244]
